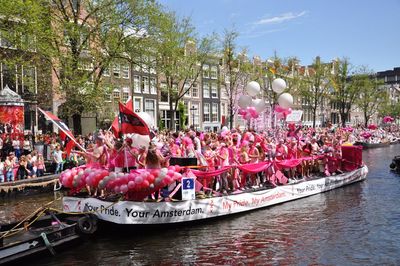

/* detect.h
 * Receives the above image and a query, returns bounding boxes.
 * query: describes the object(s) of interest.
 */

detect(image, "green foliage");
[353,67,385,126]
[177,101,187,129]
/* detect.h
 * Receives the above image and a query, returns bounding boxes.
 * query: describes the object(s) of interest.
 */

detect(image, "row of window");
[203,82,218,98]
[203,103,219,123]
[0,63,36,94]
[203,65,218,79]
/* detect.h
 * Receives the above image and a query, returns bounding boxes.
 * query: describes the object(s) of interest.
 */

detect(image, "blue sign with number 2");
[182,178,194,190]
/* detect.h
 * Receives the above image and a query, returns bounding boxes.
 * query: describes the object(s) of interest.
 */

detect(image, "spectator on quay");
[36,153,46,177]
[26,154,36,178]
[12,137,21,160]
[23,136,32,156]
[17,155,30,180]
[5,152,16,182]
[0,159,4,182]
[52,144,64,174]
[0,136,3,161]
[2,135,12,161]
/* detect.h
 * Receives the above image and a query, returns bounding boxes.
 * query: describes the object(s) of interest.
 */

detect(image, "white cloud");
[254,11,307,25]
[240,28,286,39]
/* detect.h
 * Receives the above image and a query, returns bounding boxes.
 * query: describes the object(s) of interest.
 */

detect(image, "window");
[142,76,149,93]
[150,77,157,94]
[145,99,156,125]
[142,56,149,73]
[133,62,141,72]
[203,82,209,98]
[203,103,210,122]
[1,63,16,92]
[211,83,218,98]
[203,65,209,78]
[160,83,168,102]
[210,66,217,79]
[122,64,130,79]
[134,98,142,112]
[183,84,190,97]
[149,56,156,74]
[221,103,226,116]
[105,92,112,102]
[122,88,130,102]
[113,64,120,78]
[0,29,16,48]
[103,67,110,76]
[133,76,141,93]
[22,66,35,93]
[212,103,218,122]
[192,84,198,98]
[113,89,120,99]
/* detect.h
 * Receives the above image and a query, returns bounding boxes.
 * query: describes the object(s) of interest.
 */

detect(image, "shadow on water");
[6,145,400,265]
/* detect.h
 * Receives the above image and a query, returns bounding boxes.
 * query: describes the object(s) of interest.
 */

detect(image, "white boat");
[62,165,368,225]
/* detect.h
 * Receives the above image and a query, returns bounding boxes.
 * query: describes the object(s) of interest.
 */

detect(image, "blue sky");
[158,0,400,72]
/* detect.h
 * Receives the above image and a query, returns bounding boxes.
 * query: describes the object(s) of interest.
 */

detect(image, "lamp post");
[190,105,197,130]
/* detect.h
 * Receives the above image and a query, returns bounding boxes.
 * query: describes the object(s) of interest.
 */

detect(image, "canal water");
[2,145,400,265]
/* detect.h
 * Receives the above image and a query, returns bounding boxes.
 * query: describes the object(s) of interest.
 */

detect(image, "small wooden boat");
[354,142,390,149]
[63,166,368,225]
[0,209,97,265]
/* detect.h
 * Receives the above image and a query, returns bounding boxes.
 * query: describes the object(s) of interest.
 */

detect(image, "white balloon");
[137,112,154,128]
[251,99,267,113]
[246,81,261,97]
[278,93,294,109]
[131,134,150,149]
[238,95,252,108]
[272,78,286,94]
[221,126,229,132]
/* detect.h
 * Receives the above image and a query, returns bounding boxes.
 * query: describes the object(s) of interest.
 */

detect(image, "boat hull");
[63,166,368,225]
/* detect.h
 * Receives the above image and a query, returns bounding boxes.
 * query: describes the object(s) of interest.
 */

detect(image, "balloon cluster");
[272,78,294,120]
[237,81,267,121]
[59,165,184,198]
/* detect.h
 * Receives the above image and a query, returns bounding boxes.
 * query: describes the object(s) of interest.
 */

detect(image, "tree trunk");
[340,112,347,127]
[229,105,234,130]
[364,113,369,127]
[312,107,317,128]
[169,100,175,131]
[72,113,82,135]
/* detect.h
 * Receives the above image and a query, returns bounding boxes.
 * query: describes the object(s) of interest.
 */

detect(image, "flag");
[111,97,133,137]
[65,138,76,156]
[37,107,85,154]
[118,102,150,135]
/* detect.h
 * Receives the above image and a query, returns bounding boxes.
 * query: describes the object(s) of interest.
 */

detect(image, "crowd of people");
[0,123,399,190]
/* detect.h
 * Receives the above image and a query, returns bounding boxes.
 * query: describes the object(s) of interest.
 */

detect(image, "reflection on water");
[4,145,400,265]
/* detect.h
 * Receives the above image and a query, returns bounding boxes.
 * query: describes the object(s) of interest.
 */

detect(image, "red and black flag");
[118,102,150,136]
[111,97,132,137]
[37,107,85,155]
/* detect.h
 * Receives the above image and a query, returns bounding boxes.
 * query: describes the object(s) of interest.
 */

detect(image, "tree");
[298,56,330,127]
[220,29,253,129]
[0,0,163,134]
[329,58,360,127]
[153,12,217,130]
[353,68,385,126]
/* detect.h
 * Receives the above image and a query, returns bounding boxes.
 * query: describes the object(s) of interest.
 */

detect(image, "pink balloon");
[168,166,176,172]
[114,186,120,193]
[142,180,150,188]
[128,181,135,190]
[275,105,287,113]
[135,176,143,184]
[152,169,160,177]
[147,174,155,183]
[245,113,252,120]
[238,108,247,116]
[174,165,182,172]
[120,184,128,193]
[167,170,174,177]
[173,172,181,180]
